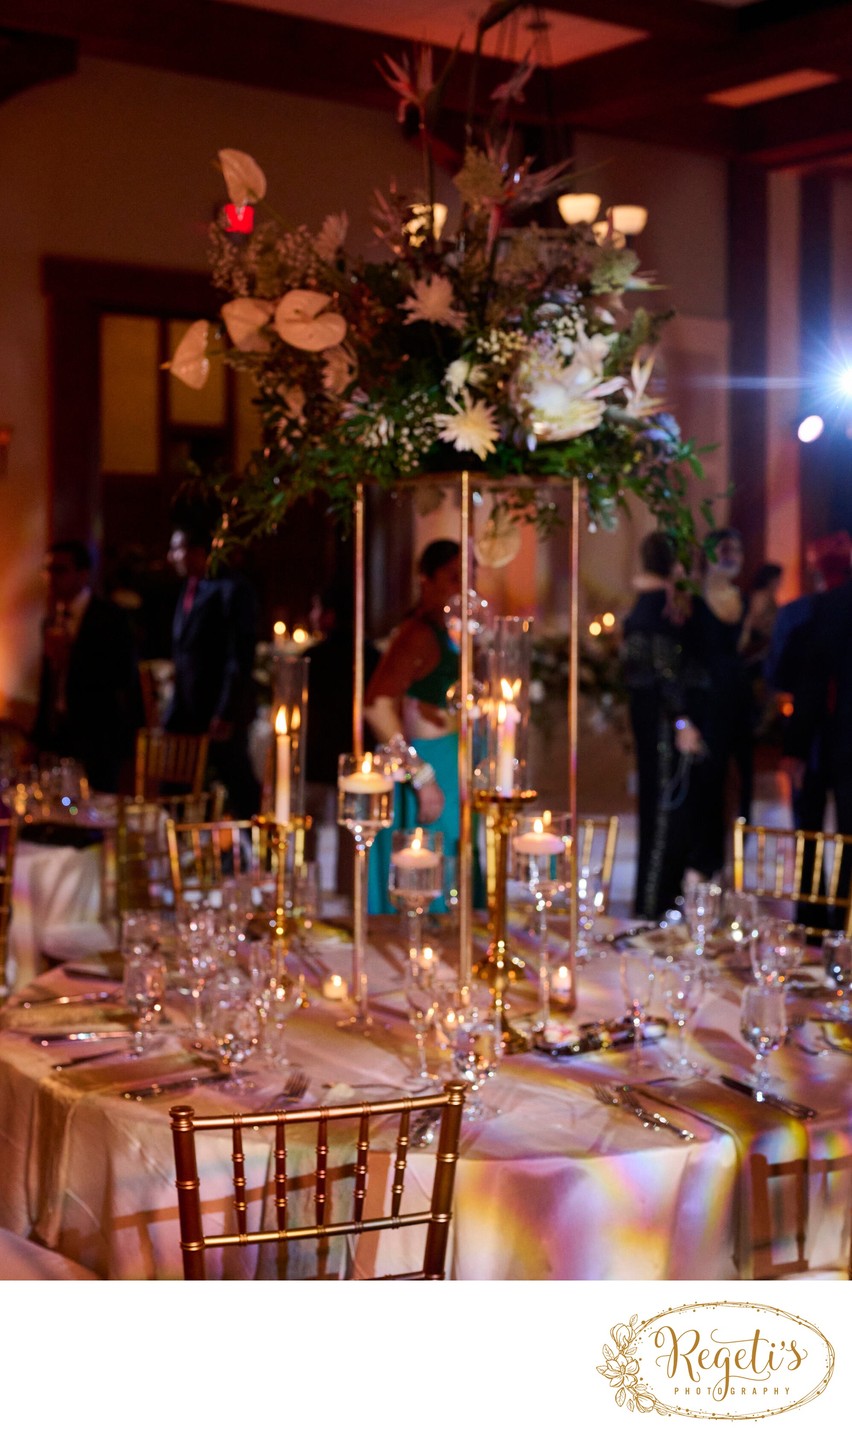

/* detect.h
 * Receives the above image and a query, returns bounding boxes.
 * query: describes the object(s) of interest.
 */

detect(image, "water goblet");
[739,982,788,1097]
[751,919,806,986]
[337,752,395,1030]
[123,952,166,1056]
[655,958,705,1072]
[448,985,501,1122]
[401,959,441,1091]
[200,970,260,1092]
[619,948,657,1072]
[511,813,570,1030]
[719,891,759,968]
[822,932,852,1019]
[389,828,442,962]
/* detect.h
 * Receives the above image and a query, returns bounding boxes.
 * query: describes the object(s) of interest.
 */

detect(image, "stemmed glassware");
[389,828,442,962]
[511,812,570,1031]
[619,948,656,1073]
[655,958,705,1072]
[402,957,440,1091]
[446,984,501,1122]
[200,969,260,1092]
[337,752,394,1030]
[683,881,722,966]
[823,932,852,1019]
[123,952,166,1057]
[718,891,759,968]
[739,982,788,1097]
[176,902,219,1035]
[751,919,806,986]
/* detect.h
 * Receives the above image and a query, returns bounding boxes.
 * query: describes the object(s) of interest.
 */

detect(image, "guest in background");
[32,541,142,793]
[688,527,752,878]
[740,561,783,740]
[364,539,463,914]
[304,579,380,893]
[166,523,260,819]
[621,532,706,920]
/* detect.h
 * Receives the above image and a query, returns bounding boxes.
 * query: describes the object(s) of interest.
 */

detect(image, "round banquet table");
[0,917,850,1280]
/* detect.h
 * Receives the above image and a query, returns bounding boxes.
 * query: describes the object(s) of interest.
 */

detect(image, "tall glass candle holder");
[389,828,443,961]
[337,751,394,1029]
[512,812,572,1024]
[266,652,309,824]
[478,615,533,798]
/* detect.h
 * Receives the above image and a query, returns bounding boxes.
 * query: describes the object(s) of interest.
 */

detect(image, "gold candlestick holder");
[472,788,536,1051]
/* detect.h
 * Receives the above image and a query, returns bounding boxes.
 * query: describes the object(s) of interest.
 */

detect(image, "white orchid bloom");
[218,149,267,206]
[221,298,274,352]
[623,352,665,419]
[274,289,346,352]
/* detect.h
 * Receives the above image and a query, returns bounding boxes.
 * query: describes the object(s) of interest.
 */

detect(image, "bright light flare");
[797,414,824,443]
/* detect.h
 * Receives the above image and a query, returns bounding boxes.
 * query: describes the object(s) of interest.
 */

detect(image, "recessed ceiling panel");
[219,3,647,67]
[708,68,839,109]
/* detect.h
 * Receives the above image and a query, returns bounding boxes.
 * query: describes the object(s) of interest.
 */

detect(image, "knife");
[30,1030,134,1045]
[52,1046,132,1071]
[121,1069,230,1100]
[720,1075,816,1120]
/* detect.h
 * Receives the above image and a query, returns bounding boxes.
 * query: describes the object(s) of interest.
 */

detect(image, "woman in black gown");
[621,533,706,920]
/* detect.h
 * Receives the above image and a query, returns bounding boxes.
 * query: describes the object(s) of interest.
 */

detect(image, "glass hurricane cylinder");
[477,614,533,797]
[266,652,309,826]
[337,751,394,1029]
[511,811,572,1025]
[389,828,443,962]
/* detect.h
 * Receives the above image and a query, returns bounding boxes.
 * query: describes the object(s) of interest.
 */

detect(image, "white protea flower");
[402,274,465,330]
[511,345,623,443]
[274,290,346,351]
[314,212,349,262]
[435,391,499,460]
[218,149,267,206]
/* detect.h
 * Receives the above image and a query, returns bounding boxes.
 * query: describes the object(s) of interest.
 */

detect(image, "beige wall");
[0,56,729,719]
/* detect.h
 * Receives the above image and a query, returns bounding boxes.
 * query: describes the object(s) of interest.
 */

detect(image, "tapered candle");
[274,705,291,824]
[496,678,519,794]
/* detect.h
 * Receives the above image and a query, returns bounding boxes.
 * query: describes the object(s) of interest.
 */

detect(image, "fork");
[269,1068,308,1106]
[592,1083,695,1142]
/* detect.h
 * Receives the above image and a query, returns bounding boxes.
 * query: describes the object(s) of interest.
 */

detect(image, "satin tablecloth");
[0,919,850,1280]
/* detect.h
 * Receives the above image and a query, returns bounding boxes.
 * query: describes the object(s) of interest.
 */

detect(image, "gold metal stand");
[564,477,581,1014]
[458,469,473,987]
[472,789,536,1050]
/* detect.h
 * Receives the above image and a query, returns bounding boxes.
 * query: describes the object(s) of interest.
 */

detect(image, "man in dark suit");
[32,540,142,793]
[165,524,260,819]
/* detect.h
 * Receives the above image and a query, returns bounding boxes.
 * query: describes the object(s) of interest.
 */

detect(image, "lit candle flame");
[500,678,514,702]
[275,705,289,736]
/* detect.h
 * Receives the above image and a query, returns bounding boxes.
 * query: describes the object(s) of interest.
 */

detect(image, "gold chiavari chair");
[169,1082,466,1280]
[0,817,18,992]
[134,728,208,802]
[750,1152,852,1279]
[166,817,262,903]
[732,818,852,938]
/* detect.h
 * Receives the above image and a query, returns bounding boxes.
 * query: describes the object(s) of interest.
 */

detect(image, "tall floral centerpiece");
[170,27,711,998]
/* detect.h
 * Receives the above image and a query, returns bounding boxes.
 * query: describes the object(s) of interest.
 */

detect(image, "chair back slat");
[169,1083,466,1280]
[135,728,208,801]
[733,819,852,937]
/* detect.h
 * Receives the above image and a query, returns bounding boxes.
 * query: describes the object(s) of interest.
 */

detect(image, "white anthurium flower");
[164,320,210,390]
[322,345,357,395]
[221,297,274,352]
[314,212,349,262]
[444,357,487,394]
[402,274,465,330]
[435,391,499,460]
[274,289,347,351]
[218,149,267,206]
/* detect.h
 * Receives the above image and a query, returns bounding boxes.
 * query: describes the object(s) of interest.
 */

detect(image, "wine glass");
[739,982,788,1097]
[389,828,442,961]
[655,958,705,1072]
[619,948,656,1072]
[823,932,852,1019]
[123,952,166,1056]
[719,891,759,968]
[443,984,501,1121]
[402,958,440,1091]
[337,752,394,1030]
[511,813,569,1031]
[200,970,260,1092]
[751,919,806,986]
[176,902,219,1034]
[682,881,722,964]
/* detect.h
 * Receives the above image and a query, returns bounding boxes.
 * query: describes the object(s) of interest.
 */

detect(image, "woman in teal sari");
[365,541,462,915]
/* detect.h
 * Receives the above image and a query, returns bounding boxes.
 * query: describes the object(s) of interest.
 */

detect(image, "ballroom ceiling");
[3,1,852,172]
